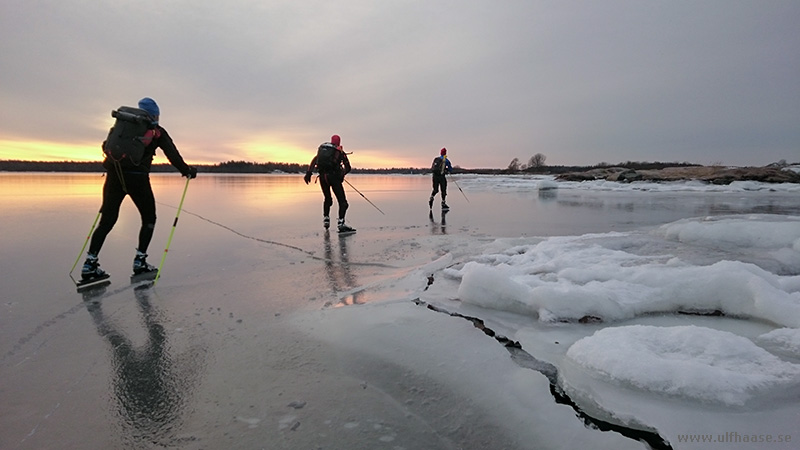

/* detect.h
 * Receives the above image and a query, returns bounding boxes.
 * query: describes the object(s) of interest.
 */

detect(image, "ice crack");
[413,298,673,450]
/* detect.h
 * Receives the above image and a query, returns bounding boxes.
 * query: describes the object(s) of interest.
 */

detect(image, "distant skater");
[304,134,356,233]
[429,147,453,210]
[81,97,197,283]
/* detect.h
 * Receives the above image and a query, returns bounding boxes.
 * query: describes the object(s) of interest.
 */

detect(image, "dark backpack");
[103,106,156,167]
[431,156,445,175]
[316,143,338,173]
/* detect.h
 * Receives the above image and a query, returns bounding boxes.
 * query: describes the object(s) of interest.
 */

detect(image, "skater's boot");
[441,200,449,210]
[337,218,356,234]
[133,250,157,275]
[323,216,330,229]
[81,253,107,281]
[428,196,434,209]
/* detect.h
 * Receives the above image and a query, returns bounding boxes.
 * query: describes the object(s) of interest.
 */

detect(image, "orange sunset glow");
[1,137,420,169]
[0,139,106,162]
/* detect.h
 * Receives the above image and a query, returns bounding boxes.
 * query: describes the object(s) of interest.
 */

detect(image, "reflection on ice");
[322,230,366,307]
[85,288,205,447]
[428,209,448,235]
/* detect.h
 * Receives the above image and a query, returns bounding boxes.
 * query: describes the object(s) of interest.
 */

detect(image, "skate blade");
[130,271,158,284]
[76,275,111,293]
[338,230,356,236]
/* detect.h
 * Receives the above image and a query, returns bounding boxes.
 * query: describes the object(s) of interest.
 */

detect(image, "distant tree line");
[205,161,454,175]
[4,157,790,175]
[0,159,475,174]
[203,160,304,173]
[0,159,446,174]
[0,160,107,172]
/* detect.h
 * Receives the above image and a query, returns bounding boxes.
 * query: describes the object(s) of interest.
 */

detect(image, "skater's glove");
[183,166,198,179]
[304,171,312,184]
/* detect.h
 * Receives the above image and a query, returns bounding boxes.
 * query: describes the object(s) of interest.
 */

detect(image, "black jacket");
[103,126,191,175]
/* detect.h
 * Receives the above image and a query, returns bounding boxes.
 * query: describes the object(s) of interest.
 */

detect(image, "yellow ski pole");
[69,207,102,284]
[153,176,191,286]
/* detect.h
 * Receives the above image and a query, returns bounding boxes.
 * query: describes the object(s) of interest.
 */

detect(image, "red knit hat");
[331,135,341,146]
[440,147,447,156]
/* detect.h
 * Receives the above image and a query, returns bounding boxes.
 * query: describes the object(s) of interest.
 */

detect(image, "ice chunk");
[565,325,800,406]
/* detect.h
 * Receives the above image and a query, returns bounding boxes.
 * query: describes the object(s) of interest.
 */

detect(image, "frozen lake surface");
[1,172,799,449]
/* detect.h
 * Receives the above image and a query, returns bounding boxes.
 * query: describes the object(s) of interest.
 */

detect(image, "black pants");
[431,175,447,200]
[89,170,156,256]
[320,173,348,220]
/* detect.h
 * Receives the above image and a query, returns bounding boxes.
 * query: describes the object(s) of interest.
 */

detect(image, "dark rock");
[608,170,643,182]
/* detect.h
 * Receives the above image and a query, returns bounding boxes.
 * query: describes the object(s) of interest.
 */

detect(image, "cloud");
[1,0,798,168]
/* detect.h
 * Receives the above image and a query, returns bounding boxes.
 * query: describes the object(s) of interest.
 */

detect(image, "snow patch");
[565,325,800,406]
[757,328,800,359]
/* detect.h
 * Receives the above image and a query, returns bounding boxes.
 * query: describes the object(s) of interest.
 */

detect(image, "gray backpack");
[103,106,156,167]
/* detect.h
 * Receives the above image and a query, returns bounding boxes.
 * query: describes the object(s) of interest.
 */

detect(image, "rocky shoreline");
[556,165,800,184]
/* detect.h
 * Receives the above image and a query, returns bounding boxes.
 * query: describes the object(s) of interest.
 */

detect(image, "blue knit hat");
[138,97,160,118]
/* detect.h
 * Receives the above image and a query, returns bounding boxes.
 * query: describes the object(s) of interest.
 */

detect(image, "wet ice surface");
[1,172,799,449]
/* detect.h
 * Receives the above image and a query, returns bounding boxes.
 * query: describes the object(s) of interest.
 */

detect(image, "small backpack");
[316,143,338,173]
[103,106,156,167]
[431,156,445,175]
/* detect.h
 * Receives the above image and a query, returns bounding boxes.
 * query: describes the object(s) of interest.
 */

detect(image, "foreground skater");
[80,97,197,286]
[304,134,356,234]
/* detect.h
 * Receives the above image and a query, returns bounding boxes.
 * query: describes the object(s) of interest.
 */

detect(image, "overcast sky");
[1,0,798,169]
